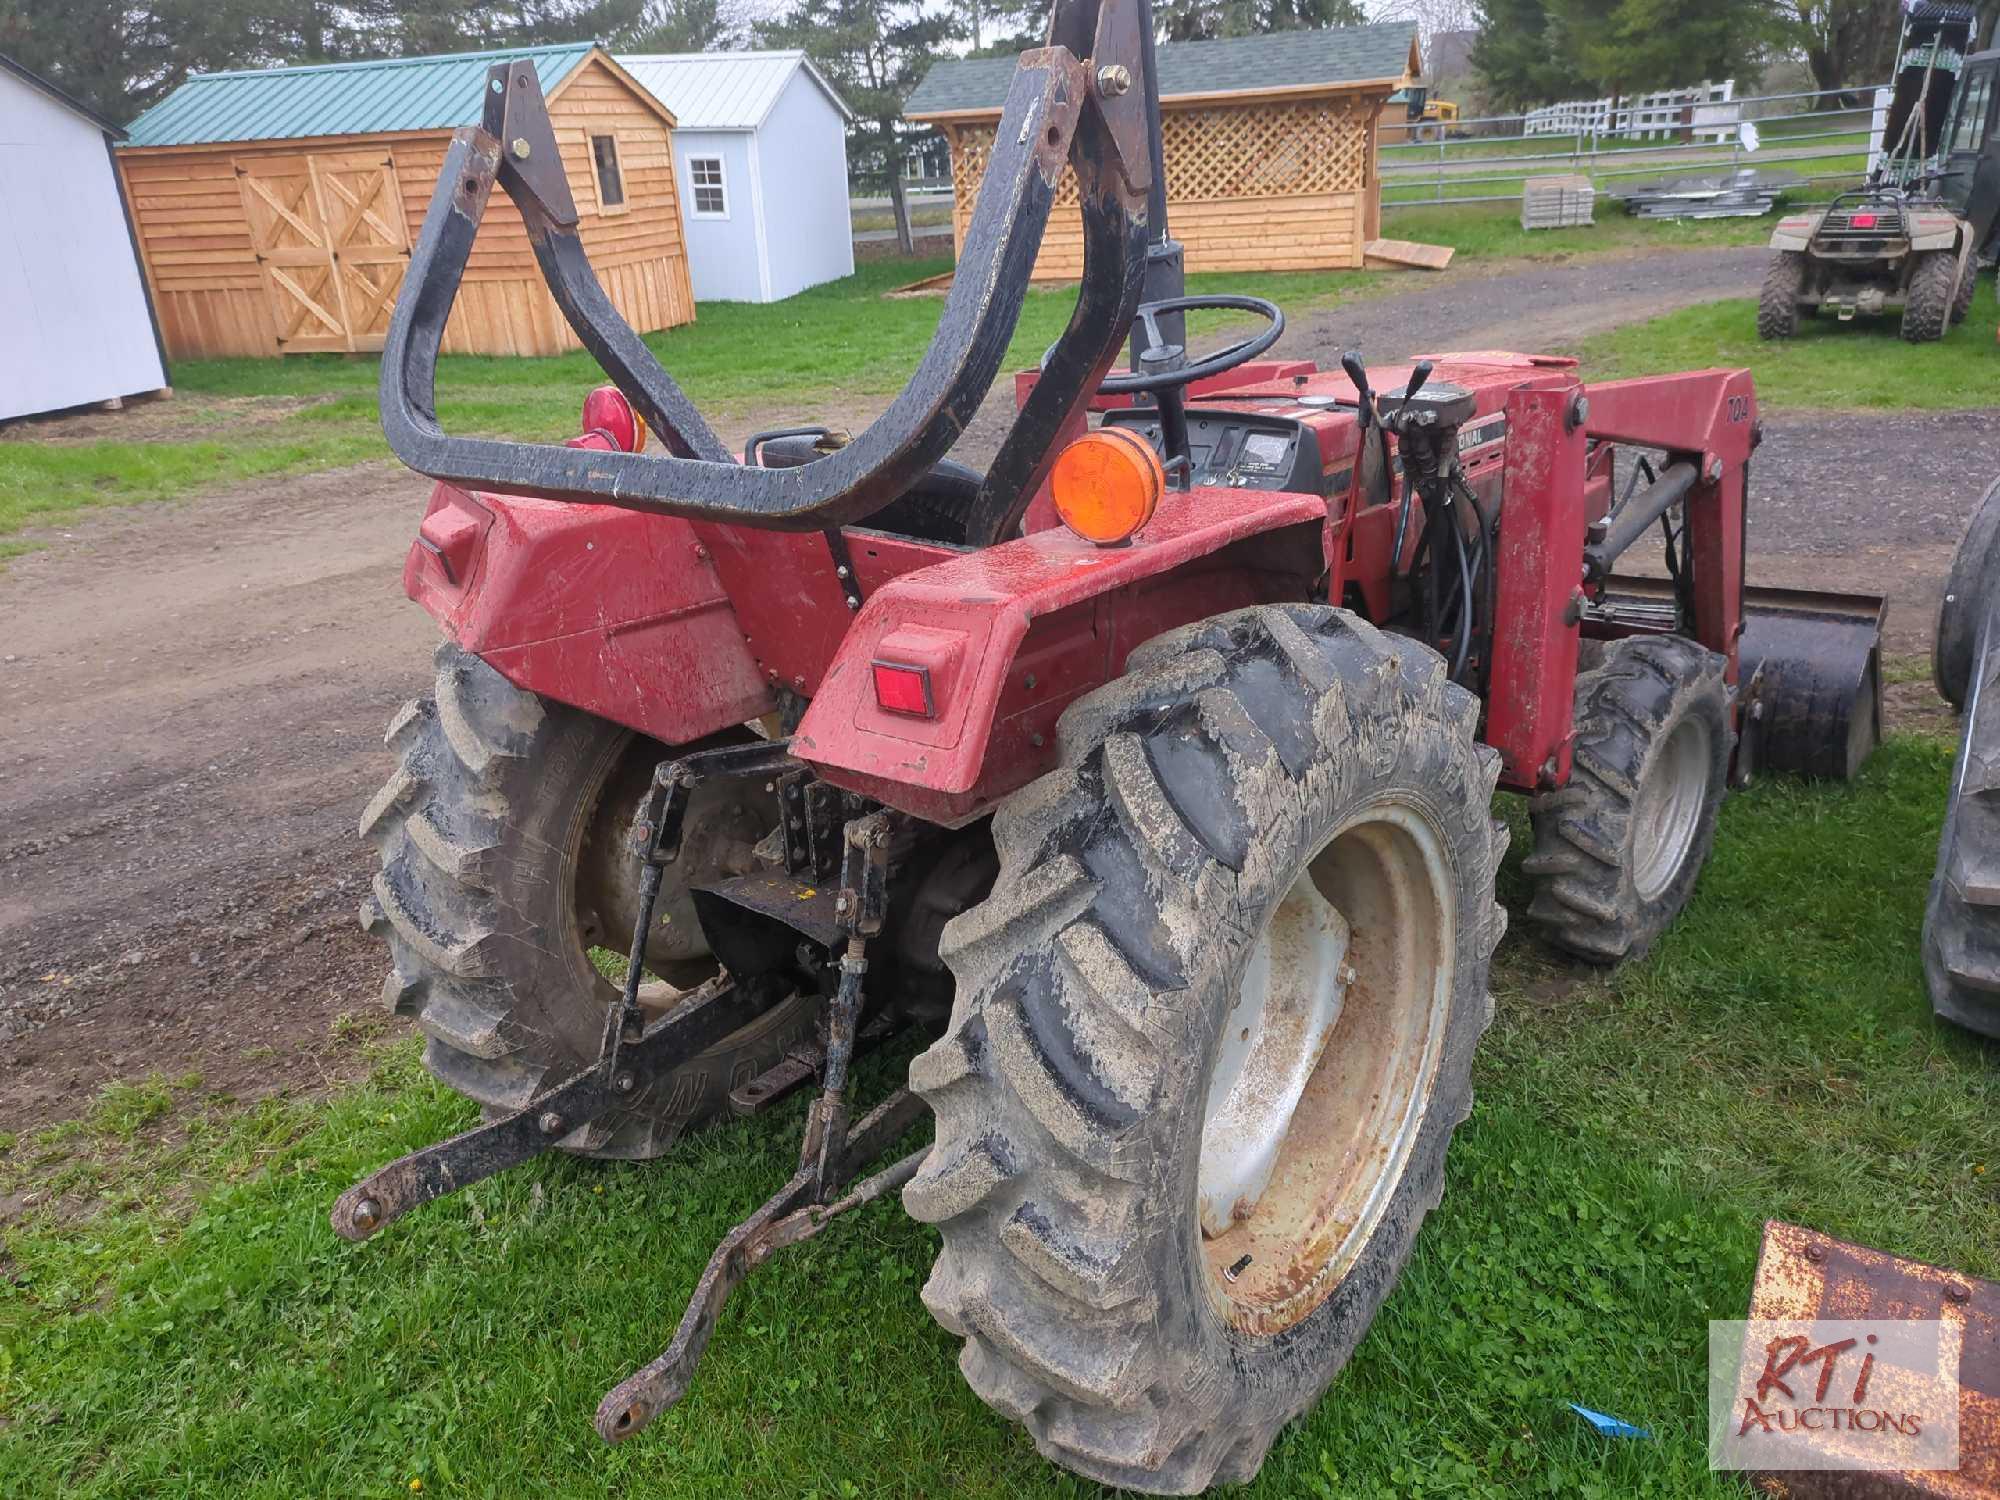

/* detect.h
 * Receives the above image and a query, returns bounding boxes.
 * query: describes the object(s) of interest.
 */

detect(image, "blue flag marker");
[1568,1402,1651,1439]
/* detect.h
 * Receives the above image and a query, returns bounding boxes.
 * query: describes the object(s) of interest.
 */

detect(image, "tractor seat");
[753,431,980,546]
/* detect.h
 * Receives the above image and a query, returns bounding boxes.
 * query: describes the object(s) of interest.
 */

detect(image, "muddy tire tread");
[1757,252,1804,340]
[1902,251,1956,342]
[359,641,805,1159]
[1926,574,2000,1038]
[1524,635,1731,963]
[906,605,1506,1493]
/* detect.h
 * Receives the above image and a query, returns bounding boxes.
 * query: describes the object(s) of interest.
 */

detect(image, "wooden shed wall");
[118,56,696,359]
[939,90,1386,280]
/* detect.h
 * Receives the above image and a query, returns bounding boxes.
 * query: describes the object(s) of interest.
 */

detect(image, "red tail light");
[1850,212,1878,229]
[579,385,646,452]
[871,661,935,717]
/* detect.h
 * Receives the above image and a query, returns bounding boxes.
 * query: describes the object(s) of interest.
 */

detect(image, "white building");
[0,54,168,421]
[619,51,855,303]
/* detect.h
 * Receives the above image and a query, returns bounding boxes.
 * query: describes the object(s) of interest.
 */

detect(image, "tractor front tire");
[359,642,813,1159]
[1524,636,1731,963]
[1757,252,1805,340]
[905,605,1507,1493]
[1902,251,1957,342]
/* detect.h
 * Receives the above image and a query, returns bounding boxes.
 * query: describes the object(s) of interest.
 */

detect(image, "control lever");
[1339,351,1379,430]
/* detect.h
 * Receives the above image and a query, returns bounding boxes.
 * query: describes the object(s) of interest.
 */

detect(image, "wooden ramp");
[1363,238,1454,272]
[885,268,956,298]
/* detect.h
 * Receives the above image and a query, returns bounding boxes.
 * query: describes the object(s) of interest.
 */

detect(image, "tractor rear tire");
[905,605,1507,1494]
[1757,252,1805,340]
[1935,475,2000,709]
[1902,251,1956,342]
[359,642,813,1160]
[1524,635,1731,964]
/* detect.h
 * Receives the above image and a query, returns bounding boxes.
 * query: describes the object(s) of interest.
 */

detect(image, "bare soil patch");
[0,393,339,447]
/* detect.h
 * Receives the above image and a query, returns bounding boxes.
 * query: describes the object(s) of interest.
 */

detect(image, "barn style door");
[235,151,408,354]
[313,153,409,351]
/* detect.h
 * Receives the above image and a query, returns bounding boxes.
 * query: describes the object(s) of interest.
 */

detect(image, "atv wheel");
[1902,251,1957,342]
[1924,585,2000,1040]
[1953,258,1979,325]
[359,642,813,1159]
[905,605,1506,1494]
[1524,636,1731,963]
[1936,475,2000,709]
[1757,252,1805,340]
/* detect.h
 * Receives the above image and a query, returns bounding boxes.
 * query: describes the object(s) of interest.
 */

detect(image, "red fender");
[405,482,775,745]
[794,484,1328,825]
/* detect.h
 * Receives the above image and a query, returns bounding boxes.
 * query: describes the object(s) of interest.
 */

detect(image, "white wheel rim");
[1631,717,1710,902]
[1198,803,1455,1334]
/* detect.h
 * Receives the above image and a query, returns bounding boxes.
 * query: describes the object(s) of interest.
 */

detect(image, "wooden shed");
[905,22,1420,280]
[117,44,697,359]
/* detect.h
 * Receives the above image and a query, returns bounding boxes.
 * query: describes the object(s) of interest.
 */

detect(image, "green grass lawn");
[3,734,1994,1496]
[1578,278,2000,408]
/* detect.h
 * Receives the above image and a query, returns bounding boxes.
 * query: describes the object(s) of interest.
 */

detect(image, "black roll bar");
[377,0,1156,535]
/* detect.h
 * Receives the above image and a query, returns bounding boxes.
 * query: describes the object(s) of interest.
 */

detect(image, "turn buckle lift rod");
[330,737,924,1442]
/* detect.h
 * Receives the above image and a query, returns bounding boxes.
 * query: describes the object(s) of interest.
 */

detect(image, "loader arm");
[378,0,1153,534]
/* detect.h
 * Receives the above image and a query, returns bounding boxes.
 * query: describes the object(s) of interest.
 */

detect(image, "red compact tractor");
[339,4,1884,1489]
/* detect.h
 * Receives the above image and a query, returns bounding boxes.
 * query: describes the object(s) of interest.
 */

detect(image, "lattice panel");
[946,96,1369,219]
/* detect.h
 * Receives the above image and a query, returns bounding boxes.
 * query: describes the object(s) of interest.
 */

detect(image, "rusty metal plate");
[1744,1220,1997,1498]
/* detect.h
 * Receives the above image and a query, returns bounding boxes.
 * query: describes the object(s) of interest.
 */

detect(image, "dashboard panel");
[1101,408,1325,495]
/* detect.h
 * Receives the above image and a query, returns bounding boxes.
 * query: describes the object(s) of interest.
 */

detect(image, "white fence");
[1525,80,1740,142]
[1382,82,1884,212]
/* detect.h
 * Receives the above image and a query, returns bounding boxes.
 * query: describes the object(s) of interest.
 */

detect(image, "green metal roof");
[905,22,1417,118]
[123,43,595,148]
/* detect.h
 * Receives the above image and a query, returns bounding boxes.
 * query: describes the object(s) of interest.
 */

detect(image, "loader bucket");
[1738,585,1886,781]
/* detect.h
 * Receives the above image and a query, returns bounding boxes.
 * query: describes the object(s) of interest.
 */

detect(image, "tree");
[0,0,649,126]
[1546,0,1778,100]
[619,0,746,51]
[758,0,958,253]
[1469,0,1587,107]
[1473,0,1780,108]
[1769,0,1904,98]
[1157,0,1365,43]
[0,0,254,123]
[1370,0,1478,47]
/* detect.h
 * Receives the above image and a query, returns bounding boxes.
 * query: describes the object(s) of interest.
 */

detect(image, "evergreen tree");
[1158,0,1365,43]
[619,0,745,52]
[757,0,959,252]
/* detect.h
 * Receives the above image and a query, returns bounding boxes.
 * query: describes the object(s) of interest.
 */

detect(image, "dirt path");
[1,244,1986,1134]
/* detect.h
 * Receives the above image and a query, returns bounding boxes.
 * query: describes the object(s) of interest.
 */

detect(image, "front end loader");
[340,3,1886,1488]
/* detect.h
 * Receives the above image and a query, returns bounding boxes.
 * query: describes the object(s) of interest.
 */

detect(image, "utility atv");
[1760,0,1982,341]
[338,3,1885,1489]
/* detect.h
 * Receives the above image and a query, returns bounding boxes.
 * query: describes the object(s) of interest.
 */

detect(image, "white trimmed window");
[688,156,727,217]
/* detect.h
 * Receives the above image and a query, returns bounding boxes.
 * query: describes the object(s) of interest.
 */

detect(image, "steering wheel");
[1096,294,1285,395]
